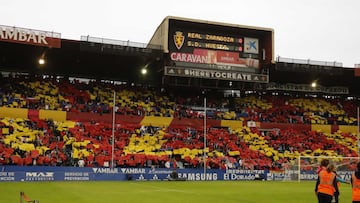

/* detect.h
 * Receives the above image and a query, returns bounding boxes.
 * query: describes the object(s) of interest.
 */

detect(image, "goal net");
[281,156,359,182]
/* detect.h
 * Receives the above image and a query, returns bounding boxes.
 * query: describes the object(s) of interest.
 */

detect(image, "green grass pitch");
[0,181,352,203]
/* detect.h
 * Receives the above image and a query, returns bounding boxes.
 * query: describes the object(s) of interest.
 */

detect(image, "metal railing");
[80,35,162,50]
[276,56,342,67]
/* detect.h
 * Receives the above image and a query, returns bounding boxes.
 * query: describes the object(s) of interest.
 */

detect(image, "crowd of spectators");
[0,115,358,170]
[0,72,359,126]
[0,117,265,170]
[0,72,359,170]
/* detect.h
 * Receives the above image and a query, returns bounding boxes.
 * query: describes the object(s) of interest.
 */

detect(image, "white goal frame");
[287,156,360,182]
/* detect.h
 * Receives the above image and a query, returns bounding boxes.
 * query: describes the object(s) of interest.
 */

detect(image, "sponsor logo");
[244,37,259,54]
[226,169,265,174]
[26,172,54,177]
[223,173,256,180]
[0,25,61,48]
[170,52,210,63]
[300,173,318,180]
[152,175,159,180]
[178,173,218,181]
[121,168,146,174]
[92,168,119,174]
[165,66,268,82]
[148,169,172,174]
[25,172,54,181]
[137,174,145,181]
[216,51,239,64]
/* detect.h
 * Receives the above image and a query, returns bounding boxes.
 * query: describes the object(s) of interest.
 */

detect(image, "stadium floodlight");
[38,49,47,66]
[38,58,45,65]
[141,68,147,75]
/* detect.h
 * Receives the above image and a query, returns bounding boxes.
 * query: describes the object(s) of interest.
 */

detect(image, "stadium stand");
[0,73,359,171]
[0,17,359,177]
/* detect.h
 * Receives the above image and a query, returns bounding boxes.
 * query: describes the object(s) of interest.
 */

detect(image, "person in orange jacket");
[317,159,330,174]
[315,164,338,203]
[351,162,360,203]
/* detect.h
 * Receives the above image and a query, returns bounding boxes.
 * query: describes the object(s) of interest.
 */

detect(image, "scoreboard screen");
[167,18,273,75]
[149,16,273,84]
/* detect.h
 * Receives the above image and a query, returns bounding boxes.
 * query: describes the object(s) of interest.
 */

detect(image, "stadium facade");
[1,16,359,94]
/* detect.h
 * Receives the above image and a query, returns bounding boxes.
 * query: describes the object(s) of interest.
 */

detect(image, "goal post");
[281,156,360,182]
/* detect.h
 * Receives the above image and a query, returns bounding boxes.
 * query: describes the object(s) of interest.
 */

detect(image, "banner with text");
[0,25,61,48]
[0,166,267,182]
[165,66,268,83]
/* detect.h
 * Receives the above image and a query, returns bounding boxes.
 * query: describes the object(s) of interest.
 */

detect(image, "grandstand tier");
[0,16,360,179]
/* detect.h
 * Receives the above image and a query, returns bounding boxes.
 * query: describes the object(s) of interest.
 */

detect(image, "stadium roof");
[0,38,163,85]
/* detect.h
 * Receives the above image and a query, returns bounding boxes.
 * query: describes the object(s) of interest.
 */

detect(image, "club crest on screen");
[174,31,185,50]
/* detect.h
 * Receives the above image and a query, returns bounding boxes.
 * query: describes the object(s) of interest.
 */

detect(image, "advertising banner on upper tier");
[0,25,61,48]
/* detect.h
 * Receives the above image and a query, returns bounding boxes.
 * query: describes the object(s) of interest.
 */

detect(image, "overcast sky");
[2,0,360,67]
